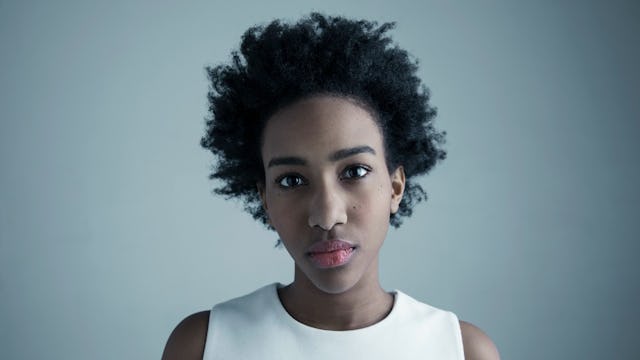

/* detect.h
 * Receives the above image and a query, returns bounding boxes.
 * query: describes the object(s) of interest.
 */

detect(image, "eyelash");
[341,164,372,180]
[276,174,307,188]
[275,165,372,189]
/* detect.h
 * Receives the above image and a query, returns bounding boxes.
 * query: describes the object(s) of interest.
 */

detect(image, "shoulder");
[161,310,210,360]
[459,320,500,360]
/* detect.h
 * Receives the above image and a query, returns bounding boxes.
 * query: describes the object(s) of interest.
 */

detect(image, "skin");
[162,95,500,359]
[259,95,403,330]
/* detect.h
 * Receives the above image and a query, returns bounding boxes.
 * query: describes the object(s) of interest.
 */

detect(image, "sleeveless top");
[202,283,464,360]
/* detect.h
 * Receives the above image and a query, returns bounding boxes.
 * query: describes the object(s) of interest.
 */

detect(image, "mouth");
[306,240,357,269]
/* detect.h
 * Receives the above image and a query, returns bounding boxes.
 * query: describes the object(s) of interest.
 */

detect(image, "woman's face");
[259,95,405,294]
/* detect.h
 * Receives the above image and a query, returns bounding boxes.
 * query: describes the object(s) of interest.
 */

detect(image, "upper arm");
[161,310,210,360]
[459,320,500,360]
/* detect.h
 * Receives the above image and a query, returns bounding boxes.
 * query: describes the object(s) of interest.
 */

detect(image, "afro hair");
[201,12,446,228]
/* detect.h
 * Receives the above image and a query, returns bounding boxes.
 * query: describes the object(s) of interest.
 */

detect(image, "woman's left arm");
[459,320,501,360]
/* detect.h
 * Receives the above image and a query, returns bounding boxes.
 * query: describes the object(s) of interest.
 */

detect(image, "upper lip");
[307,239,356,254]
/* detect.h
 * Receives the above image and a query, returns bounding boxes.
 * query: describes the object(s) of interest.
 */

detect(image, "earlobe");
[257,183,272,225]
[257,183,268,207]
[390,166,406,214]
[257,183,269,210]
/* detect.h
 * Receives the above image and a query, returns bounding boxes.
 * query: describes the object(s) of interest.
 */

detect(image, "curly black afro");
[201,12,446,228]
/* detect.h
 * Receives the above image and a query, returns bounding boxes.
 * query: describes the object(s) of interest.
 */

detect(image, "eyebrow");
[267,145,376,168]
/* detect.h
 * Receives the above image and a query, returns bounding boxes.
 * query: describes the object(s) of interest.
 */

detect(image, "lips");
[307,240,356,268]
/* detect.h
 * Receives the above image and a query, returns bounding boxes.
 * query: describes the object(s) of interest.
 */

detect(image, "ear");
[390,166,406,214]
[257,183,271,225]
[257,183,268,209]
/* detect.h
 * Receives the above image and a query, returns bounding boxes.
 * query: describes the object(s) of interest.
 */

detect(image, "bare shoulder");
[161,310,210,360]
[459,320,500,360]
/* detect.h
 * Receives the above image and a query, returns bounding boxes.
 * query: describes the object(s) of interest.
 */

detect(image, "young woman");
[163,13,499,360]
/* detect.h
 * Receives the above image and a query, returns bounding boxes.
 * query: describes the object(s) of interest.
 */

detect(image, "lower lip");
[308,247,355,268]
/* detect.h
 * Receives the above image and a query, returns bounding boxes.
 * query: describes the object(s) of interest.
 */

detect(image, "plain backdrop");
[1,1,639,359]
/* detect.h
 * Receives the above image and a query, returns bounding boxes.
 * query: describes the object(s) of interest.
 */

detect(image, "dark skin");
[162,96,500,359]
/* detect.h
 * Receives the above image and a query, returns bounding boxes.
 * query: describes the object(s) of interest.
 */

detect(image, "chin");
[306,268,362,295]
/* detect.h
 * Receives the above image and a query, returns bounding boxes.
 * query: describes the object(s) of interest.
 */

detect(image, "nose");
[307,181,347,230]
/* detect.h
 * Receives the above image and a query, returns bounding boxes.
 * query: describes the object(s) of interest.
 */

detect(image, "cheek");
[351,182,392,219]
[266,194,304,233]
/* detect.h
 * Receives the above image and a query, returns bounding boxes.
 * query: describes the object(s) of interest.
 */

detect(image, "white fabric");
[202,283,464,360]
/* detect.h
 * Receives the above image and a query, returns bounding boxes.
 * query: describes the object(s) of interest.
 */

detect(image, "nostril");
[314,223,332,231]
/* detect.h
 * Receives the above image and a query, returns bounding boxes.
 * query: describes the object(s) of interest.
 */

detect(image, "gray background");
[1,1,638,359]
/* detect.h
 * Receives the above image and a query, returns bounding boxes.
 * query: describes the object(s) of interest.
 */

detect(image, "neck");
[277,262,394,330]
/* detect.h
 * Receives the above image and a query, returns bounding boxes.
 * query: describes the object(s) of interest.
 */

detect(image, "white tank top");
[202,283,464,359]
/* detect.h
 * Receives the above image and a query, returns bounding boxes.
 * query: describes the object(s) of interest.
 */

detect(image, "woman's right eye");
[276,175,306,188]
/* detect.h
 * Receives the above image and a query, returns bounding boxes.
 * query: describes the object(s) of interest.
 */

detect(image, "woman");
[163,13,499,359]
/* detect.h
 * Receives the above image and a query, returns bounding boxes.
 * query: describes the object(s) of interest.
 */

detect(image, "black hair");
[201,12,446,228]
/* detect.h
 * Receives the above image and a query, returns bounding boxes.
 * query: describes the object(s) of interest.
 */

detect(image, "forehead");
[261,96,385,158]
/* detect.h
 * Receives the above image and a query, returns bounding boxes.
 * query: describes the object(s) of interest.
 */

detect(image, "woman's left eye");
[341,165,371,179]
